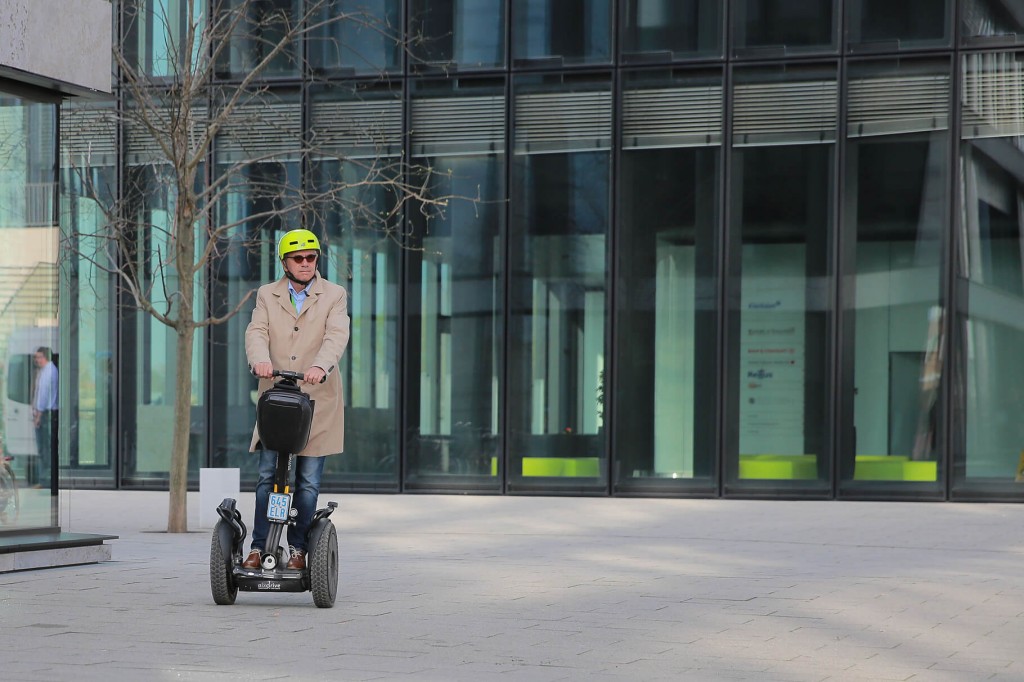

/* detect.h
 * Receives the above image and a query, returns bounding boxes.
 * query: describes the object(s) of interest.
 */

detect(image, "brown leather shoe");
[242,549,262,569]
[286,547,306,570]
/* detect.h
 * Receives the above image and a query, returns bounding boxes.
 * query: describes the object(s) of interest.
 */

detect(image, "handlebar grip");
[248,366,326,383]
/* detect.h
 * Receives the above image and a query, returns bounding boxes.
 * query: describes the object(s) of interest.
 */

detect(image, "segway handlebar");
[248,366,327,384]
[271,369,306,382]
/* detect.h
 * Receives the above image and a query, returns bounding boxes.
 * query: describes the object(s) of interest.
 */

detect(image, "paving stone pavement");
[1,490,1023,681]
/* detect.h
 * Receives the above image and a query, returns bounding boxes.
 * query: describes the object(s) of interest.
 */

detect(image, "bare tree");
[63,0,451,532]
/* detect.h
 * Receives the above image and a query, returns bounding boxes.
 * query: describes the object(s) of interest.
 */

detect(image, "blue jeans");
[32,410,56,487]
[251,450,326,554]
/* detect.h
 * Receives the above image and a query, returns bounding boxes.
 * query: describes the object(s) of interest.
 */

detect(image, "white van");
[4,326,58,457]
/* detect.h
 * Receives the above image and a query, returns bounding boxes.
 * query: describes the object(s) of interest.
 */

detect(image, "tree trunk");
[167,323,195,532]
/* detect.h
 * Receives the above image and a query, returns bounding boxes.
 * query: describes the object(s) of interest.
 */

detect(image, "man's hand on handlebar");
[305,366,327,385]
[252,361,274,379]
[251,363,325,384]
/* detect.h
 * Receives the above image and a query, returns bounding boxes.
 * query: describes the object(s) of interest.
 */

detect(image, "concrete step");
[0,528,117,573]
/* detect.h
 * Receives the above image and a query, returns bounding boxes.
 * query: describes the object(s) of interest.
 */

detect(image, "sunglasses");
[287,254,318,264]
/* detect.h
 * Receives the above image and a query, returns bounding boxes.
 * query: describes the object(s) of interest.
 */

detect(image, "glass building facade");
[57,0,1024,501]
[0,86,60,528]
[0,0,111,536]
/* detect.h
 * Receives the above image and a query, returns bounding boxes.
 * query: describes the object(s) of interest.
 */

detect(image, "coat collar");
[271,272,324,319]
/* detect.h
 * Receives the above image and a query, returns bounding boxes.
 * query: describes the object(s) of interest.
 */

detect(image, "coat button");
[291,355,296,361]
[294,326,299,331]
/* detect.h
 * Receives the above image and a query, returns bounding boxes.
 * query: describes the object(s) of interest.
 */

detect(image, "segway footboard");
[233,567,309,593]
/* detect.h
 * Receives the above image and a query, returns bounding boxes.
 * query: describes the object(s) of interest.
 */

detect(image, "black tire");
[210,521,237,605]
[310,522,338,608]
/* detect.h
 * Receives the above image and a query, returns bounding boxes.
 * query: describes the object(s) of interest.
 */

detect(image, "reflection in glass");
[208,94,303,477]
[732,0,836,55]
[846,0,953,51]
[309,0,402,74]
[121,163,207,484]
[621,0,722,61]
[405,80,504,487]
[842,59,949,489]
[410,0,505,69]
[955,52,1024,490]
[509,76,610,489]
[961,0,1024,45]
[307,85,401,488]
[405,155,503,485]
[616,69,721,489]
[125,0,205,77]
[309,161,400,489]
[512,0,612,65]
[60,102,118,486]
[0,93,58,526]
[218,0,299,78]
[209,160,301,476]
[727,66,837,491]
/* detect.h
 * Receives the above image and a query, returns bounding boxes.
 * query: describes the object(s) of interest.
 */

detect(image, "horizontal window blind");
[217,102,301,162]
[514,90,611,154]
[962,56,1024,139]
[623,86,722,149]
[62,105,117,168]
[126,105,209,166]
[733,79,837,146]
[848,74,950,138]
[310,98,403,158]
[411,95,505,156]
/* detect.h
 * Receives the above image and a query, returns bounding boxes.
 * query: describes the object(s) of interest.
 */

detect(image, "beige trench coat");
[245,273,350,456]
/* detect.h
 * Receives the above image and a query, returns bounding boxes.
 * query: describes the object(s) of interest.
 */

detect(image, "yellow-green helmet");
[278,229,321,260]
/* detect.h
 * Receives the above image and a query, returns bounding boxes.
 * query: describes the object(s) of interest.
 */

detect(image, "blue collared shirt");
[35,361,58,411]
[288,280,312,314]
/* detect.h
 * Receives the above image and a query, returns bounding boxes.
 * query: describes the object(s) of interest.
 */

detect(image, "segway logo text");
[258,581,282,590]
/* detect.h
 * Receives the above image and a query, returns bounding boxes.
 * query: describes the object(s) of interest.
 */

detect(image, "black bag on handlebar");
[256,380,315,454]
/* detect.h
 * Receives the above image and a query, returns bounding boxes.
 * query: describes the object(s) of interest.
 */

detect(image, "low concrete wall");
[0,0,112,95]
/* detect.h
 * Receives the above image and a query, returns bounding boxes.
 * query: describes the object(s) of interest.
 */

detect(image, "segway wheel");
[210,521,237,605]
[310,522,338,608]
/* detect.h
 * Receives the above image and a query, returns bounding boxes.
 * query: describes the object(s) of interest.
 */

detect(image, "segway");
[210,369,339,608]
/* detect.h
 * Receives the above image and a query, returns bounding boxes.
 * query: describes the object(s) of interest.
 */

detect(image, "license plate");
[267,492,291,522]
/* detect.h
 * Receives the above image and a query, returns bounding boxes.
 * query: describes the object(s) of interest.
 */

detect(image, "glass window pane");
[508,74,610,491]
[207,92,303,477]
[60,102,118,487]
[615,69,721,491]
[0,92,58,526]
[726,65,837,494]
[125,0,205,78]
[309,85,403,490]
[841,58,950,492]
[732,0,837,56]
[209,161,302,473]
[846,0,953,52]
[961,0,1024,46]
[954,52,1024,495]
[512,0,612,65]
[410,0,505,70]
[121,163,207,485]
[217,0,300,78]
[620,0,722,61]
[405,79,505,489]
[309,0,402,75]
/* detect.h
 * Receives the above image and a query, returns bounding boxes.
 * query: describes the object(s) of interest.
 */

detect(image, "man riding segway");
[208,229,349,607]
[243,228,350,572]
